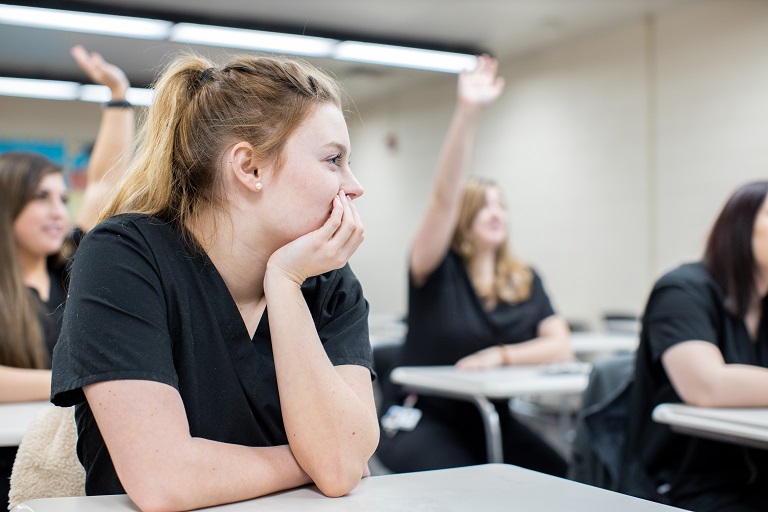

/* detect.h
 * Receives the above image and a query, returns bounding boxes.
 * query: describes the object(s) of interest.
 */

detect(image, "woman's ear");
[228,142,262,193]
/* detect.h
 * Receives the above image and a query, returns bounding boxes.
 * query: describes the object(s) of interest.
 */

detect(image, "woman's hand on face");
[455,345,506,371]
[71,45,130,100]
[457,54,505,111]
[266,190,364,286]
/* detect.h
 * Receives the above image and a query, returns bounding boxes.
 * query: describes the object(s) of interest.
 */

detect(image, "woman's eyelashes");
[328,152,343,167]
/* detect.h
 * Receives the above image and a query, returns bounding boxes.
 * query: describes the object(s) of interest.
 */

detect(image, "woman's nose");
[341,169,364,200]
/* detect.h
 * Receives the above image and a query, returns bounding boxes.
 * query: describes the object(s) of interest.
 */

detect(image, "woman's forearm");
[85,380,311,512]
[264,273,379,497]
[0,365,51,403]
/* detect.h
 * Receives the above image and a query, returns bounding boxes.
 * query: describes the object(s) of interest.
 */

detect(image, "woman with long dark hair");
[625,181,768,511]
[0,45,134,507]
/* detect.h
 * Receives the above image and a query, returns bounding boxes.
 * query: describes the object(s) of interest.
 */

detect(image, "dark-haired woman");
[50,51,378,511]
[625,181,768,512]
[0,45,133,507]
[376,56,571,477]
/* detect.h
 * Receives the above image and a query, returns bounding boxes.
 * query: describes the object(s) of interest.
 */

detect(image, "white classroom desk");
[653,403,768,450]
[570,331,638,356]
[11,463,688,512]
[390,364,590,463]
[0,401,52,447]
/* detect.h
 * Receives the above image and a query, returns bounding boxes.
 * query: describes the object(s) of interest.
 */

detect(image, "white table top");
[11,463,688,512]
[0,401,53,447]
[570,331,638,355]
[653,403,768,450]
[390,363,590,399]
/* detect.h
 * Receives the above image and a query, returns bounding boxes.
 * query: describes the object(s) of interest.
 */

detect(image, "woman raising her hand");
[377,55,572,476]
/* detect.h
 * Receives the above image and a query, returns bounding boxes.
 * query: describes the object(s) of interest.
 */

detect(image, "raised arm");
[71,45,135,233]
[410,55,504,285]
[662,341,768,407]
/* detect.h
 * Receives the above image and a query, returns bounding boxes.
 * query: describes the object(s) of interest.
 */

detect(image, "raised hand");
[266,190,364,286]
[458,54,505,110]
[71,44,130,100]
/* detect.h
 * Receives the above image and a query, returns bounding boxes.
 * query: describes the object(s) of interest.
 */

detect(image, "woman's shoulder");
[655,262,714,290]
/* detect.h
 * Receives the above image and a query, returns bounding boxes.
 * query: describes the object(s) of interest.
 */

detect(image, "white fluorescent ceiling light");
[0,77,80,100]
[171,23,337,58]
[0,4,171,39]
[79,85,155,106]
[335,42,477,73]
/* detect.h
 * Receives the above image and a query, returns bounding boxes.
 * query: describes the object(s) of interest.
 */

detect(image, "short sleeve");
[643,281,719,362]
[51,219,178,406]
[309,264,372,371]
[530,270,556,321]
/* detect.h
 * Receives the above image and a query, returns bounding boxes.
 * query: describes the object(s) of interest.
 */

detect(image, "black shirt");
[627,262,768,501]
[51,214,372,496]
[32,227,83,362]
[401,250,556,367]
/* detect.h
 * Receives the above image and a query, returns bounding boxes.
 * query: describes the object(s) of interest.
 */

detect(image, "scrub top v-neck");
[51,214,372,496]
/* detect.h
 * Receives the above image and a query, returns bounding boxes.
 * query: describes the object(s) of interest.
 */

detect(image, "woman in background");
[51,52,378,511]
[625,181,768,512]
[376,56,572,476]
[0,45,133,506]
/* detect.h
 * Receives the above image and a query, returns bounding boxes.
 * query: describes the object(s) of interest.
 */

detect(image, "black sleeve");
[530,269,557,321]
[51,219,178,406]
[643,281,719,363]
[308,264,372,371]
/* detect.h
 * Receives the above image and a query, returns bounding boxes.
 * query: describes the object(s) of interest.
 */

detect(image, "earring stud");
[255,182,263,191]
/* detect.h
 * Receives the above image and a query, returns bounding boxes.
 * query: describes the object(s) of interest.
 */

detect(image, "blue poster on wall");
[0,138,92,189]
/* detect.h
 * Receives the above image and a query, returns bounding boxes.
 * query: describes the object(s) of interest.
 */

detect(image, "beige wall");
[349,0,768,328]
[3,0,768,329]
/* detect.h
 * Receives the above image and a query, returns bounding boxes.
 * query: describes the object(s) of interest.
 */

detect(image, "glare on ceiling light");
[171,23,337,57]
[334,42,477,73]
[79,85,155,106]
[0,77,80,100]
[0,3,171,39]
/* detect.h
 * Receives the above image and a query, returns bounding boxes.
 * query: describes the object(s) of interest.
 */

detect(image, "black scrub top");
[400,250,556,367]
[51,214,372,496]
[626,262,768,501]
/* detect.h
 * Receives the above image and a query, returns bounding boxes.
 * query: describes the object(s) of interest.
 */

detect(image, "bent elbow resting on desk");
[289,412,380,497]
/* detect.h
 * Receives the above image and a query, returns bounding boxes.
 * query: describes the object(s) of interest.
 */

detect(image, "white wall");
[350,0,768,328]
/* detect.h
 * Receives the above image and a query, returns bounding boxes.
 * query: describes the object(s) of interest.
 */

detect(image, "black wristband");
[104,100,132,109]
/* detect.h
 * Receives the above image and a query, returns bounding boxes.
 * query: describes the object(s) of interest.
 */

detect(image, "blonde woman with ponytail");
[51,53,378,510]
[377,56,572,477]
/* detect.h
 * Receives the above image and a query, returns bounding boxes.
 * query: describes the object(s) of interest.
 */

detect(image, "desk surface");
[0,401,52,447]
[11,463,687,512]
[653,403,768,450]
[570,331,638,355]
[390,363,590,399]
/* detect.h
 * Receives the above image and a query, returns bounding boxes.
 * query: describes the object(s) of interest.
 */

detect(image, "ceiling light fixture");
[0,77,80,100]
[78,85,155,106]
[334,42,477,73]
[171,23,337,58]
[0,3,171,39]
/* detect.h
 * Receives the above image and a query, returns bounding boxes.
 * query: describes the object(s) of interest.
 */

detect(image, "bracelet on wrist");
[104,100,132,109]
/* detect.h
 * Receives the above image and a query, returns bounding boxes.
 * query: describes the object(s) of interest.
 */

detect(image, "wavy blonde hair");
[451,177,532,308]
[100,53,342,238]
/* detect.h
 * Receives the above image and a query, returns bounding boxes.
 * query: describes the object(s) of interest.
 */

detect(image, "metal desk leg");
[468,395,503,463]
